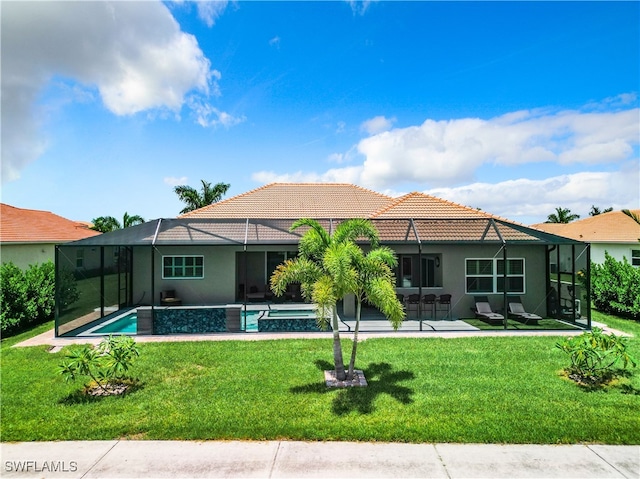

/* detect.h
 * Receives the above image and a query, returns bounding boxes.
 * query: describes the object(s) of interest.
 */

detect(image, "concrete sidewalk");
[1,440,638,478]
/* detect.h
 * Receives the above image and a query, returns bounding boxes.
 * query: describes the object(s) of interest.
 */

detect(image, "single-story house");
[0,203,100,269]
[532,210,640,267]
[55,183,590,336]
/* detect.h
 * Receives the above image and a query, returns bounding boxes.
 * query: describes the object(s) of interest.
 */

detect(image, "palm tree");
[545,207,580,224]
[270,218,381,381]
[589,205,613,216]
[91,212,145,233]
[174,180,230,214]
[347,244,404,379]
[91,216,121,233]
[122,212,144,228]
[622,209,640,225]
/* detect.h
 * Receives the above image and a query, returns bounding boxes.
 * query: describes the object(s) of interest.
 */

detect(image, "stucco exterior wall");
[391,243,548,319]
[132,245,244,306]
[1,243,55,269]
[590,243,639,265]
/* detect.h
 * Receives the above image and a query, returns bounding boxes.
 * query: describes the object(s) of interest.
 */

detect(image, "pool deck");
[13,320,627,350]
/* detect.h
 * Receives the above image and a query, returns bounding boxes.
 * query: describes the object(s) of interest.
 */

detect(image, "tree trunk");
[331,306,346,381]
[347,300,362,380]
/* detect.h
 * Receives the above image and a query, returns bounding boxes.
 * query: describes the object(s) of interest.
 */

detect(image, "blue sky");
[2,1,638,225]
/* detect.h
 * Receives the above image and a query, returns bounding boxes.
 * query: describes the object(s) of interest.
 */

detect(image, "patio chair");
[422,294,436,319]
[160,290,182,306]
[436,294,452,320]
[508,298,541,324]
[472,297,503,323]
[405,294,421,318]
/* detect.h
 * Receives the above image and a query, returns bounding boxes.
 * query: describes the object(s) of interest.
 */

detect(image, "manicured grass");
[1,313,638,444]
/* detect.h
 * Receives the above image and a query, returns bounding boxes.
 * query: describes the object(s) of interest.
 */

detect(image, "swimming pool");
[84,312,137,335]
[242,310,261,332]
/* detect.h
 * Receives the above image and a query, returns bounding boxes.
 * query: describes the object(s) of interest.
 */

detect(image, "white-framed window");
[632,249,640,267]
[466,258,525,294]
[162,255,204,279]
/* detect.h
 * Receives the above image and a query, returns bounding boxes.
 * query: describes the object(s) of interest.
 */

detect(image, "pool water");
[242,308,315,332]
[242,311,260,332]
[92,313,138,335]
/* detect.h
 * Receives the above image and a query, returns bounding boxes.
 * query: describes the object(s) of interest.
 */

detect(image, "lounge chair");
[508,300,541,324]
[473,297,504,322]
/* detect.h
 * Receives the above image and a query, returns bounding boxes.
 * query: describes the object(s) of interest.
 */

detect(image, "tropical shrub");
[556,327,636,384]
[58,335,140,396]
[589,253,640,320]
[0,261,56,335]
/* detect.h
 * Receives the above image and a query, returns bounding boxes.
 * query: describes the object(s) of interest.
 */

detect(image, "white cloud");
[164,176,189,187]
[269,36,281,48]
[252,99,639,223]
[252,166,364,185]
[345,0,376,16]
[188,98,246,128]
[355,105,639,189]
[426,165,640,224]
[360,115,396,135]
[1,1,220,182]
[195,0,229,27]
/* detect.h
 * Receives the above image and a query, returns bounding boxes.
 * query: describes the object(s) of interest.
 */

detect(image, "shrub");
[0,261,63,336]
[556,327,637,384]
[58,335,140,396]
[0,262,28,333]
[589,252,640,320]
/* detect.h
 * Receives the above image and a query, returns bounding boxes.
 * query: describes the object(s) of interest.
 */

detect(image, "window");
[396,254,442,288]
[76,249,84,268]
[466,258,525,294]
[632,250,640,267]
[162,255,204,279]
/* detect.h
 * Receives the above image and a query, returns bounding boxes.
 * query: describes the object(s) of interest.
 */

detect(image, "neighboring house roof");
[0,203,100,243]
[180,183,393,219]
[531,210,640,243]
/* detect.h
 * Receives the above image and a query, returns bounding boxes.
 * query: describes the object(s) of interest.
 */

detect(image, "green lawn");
[1,312,639,444]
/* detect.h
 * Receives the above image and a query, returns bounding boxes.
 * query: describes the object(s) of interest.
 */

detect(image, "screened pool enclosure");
[55,217,590,336]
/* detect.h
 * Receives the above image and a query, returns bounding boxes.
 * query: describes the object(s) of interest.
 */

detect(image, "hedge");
[589,252,640,321]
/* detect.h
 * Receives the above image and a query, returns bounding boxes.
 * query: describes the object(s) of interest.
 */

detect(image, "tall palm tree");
[174,180,230,214]
[90,212,145,233]
[347,245,405,379]
[546,207,580,224]
[270,218,380,381]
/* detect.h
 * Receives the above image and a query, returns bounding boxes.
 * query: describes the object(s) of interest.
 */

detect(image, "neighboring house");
[56,183,589,336]
[532,210,640,267]
[0,203,100,269]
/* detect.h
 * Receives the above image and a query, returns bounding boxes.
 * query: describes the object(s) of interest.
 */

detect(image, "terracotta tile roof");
[0,203,100,243]
[531,210,640,243]
[180,183,393,219]
[372,192,494,219]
